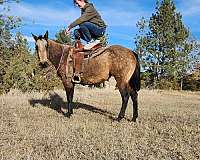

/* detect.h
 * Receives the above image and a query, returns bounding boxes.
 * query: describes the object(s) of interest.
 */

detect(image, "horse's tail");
[129,51,141,91]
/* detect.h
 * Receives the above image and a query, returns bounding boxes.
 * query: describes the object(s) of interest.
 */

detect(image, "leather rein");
[44,43,69,79]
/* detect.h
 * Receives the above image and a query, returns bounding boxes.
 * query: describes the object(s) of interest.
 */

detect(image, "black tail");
[129,51,141,91]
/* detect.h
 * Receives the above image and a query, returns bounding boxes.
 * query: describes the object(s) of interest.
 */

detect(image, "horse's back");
[107,45,138,64]
[107,45,137,70]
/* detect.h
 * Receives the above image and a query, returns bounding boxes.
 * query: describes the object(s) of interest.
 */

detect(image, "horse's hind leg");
[117,86,130,121]
[130,90,138,122]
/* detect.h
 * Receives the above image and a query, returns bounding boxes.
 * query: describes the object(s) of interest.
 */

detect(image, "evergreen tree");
[135,0,199,89]
[2,33,35,92]
[0,1,62,94]
[0,0,21,93]
[55,28,73,44]
[98,33,109,47]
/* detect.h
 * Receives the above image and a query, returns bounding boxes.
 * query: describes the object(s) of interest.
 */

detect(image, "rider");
[65,0,106,50]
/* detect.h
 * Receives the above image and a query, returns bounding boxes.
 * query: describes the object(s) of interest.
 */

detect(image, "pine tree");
[0,1,61,94]
[2,33,35,92]
[55,28,73,44]
[0,0,21,93]
[135,0,199,89]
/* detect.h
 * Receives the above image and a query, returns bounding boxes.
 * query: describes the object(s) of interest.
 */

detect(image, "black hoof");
[131,117,137,122]
[115,116,123,122]
[64,112,72,118]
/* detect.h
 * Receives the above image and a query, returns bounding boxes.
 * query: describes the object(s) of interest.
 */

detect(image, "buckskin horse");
[32,31,140,122]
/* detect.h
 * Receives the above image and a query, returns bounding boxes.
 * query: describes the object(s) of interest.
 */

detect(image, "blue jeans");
[74,22,106,42]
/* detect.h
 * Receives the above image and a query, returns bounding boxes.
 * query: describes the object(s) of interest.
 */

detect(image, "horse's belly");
[81,55,109,84]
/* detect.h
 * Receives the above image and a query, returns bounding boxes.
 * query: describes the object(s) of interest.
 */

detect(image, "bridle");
[44,40,67,72]
[43,41,68,79]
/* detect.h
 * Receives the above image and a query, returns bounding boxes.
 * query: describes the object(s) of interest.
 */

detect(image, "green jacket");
[69,3,106,29]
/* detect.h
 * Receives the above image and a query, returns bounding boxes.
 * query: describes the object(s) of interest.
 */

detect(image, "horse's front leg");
[65,86,74,117]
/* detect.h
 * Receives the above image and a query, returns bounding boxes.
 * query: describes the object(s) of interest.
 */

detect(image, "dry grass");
[0,84,200,159]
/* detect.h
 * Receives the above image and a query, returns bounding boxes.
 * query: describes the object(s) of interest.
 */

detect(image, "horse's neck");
[48,40,70,67]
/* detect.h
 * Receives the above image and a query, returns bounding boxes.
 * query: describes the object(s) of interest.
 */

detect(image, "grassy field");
[0,84,200,160]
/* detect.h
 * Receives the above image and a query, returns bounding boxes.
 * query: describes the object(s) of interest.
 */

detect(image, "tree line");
[135,0,200,90]
[0,0,63,94]
[0,0,199,94]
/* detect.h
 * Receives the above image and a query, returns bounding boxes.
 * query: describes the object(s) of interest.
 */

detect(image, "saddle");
[70,40,106,83]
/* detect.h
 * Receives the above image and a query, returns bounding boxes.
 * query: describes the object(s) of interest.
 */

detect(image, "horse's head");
[32,31,49,68]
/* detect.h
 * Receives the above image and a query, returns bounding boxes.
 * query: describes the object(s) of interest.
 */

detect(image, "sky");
[2,0,200,50]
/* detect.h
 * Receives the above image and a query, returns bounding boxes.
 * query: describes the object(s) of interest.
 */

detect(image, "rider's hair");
[73,0,88,6]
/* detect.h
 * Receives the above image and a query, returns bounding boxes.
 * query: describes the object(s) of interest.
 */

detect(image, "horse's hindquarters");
[108,45,137,89]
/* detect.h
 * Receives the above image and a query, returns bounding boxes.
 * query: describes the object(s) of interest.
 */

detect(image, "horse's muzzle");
[39,62,49,69]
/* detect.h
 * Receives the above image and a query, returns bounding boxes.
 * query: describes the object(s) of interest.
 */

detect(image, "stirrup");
[71,73,81,83]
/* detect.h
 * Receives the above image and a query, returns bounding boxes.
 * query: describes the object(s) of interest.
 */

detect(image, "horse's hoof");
[131,118,137,122]
[115,116,123,122]
[64,112,71,118]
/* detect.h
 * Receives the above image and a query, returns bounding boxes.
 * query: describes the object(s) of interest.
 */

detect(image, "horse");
[32,31,140,122]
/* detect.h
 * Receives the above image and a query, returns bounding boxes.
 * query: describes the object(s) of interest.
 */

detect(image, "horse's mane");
[37,36,70,47]
[48,39,71,48]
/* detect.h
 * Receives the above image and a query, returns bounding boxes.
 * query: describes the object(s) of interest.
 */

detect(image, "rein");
[55,44,67,72]
[44,44,68,79]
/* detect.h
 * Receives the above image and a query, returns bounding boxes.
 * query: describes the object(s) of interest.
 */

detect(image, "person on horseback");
[65,0,106,50]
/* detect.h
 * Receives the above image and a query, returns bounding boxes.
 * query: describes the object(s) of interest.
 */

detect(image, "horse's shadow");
[28,92,116,120]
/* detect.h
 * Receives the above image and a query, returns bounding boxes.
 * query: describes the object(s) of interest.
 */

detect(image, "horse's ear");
[32,33,38,41]
[44,31,48,40]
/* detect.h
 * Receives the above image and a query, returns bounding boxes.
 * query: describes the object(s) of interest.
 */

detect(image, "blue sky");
[3,0,200,50]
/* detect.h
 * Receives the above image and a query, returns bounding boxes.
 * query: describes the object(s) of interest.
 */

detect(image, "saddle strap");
[72,51,84,74]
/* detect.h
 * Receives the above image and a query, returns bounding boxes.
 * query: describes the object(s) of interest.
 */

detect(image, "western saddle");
[70,40,102,83]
